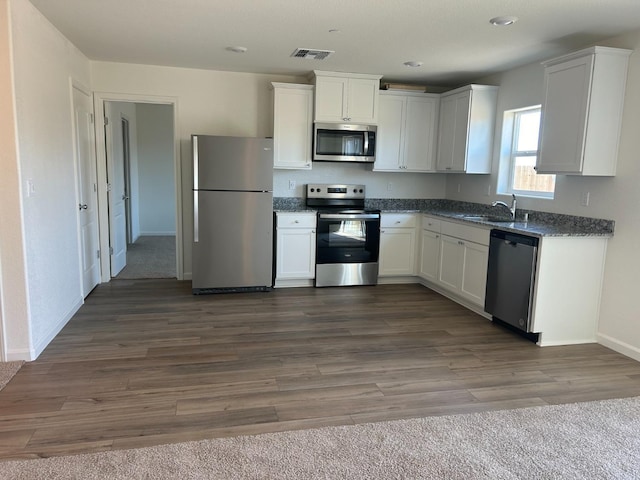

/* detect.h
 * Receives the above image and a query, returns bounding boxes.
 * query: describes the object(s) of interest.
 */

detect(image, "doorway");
[93,94,183,282]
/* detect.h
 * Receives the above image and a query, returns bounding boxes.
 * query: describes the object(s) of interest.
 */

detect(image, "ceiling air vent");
[290,48,334,60]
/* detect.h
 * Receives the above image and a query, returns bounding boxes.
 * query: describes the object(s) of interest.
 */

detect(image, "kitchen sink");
[461,215,514,223]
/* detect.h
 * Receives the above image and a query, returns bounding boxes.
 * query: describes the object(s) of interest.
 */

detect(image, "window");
[501,106,555,198]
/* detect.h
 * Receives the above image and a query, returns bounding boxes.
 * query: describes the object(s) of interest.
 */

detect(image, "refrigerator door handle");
[194,190,199,243]
[193,136,199,190]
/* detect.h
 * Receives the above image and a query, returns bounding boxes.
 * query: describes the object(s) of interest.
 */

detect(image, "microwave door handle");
[363,131,369,155]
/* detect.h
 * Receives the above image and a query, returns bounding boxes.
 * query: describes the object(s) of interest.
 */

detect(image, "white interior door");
[104,102,127,276]
[73,85,101,296]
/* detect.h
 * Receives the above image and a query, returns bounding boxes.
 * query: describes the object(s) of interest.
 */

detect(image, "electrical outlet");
[580,191,590,206]
[288,180,296,190]
[387,182,393,192]
[26,179,35,197]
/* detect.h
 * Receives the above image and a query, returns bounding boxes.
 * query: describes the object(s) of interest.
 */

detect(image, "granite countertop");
[272,198,615,238]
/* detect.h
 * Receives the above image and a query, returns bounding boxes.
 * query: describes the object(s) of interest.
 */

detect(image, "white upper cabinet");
[436,84,498,174]
[536,46,631,176]
[313,71,382,124]
[271,83,314,170]
[375,91,440,172]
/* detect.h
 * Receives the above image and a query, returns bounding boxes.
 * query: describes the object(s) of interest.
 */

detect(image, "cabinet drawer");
[276,212,317,228]
[381,213,417,228]
[421,215,441,233]
[441,220,490,246]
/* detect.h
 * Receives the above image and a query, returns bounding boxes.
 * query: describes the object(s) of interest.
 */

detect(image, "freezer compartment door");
[192,191,273,291]
[193,135,273,192]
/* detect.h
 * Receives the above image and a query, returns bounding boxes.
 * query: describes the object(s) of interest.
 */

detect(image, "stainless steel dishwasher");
[485,229,540,339]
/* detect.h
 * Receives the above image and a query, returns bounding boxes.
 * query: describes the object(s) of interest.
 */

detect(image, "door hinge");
[89,113,94,124]
[97,249,101,259]
[104,116,109,126]
[107,183,112,192]
[109,246,114,255]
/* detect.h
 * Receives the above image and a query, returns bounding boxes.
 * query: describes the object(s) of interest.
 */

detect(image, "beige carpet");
[0,361,23,392]
[3,396,640,479]
[116,235,176,279]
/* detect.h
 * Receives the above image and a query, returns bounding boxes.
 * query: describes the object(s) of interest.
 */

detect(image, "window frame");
[500,105,555,200]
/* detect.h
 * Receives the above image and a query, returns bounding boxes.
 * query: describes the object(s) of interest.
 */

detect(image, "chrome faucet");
[492,194,517,220]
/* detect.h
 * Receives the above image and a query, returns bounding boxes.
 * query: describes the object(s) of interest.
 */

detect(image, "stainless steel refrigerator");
[191,134,273,294]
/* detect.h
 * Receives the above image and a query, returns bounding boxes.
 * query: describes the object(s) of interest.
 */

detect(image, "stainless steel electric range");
[306,184,381,287]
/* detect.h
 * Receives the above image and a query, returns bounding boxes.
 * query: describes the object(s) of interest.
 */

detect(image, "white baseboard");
[5,348,34,362]
[274,279,314,288]
[139,232,176,236]
[377,276,420,285]
[32,297,84,360]
[597,333,640,362]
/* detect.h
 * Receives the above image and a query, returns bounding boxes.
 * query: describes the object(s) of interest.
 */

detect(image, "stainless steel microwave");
[313,123,376,163]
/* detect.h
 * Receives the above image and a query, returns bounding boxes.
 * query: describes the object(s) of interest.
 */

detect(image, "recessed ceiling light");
[404,61,423,68]
[226,46,248,53]
[489,16,518,26]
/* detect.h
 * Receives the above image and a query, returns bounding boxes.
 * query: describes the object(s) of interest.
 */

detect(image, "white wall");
[0,0,30,360]
[136,103,175,236]
[3,0,91,359]
[273,164,446,199]
[90,62,308,278]
[445,31,640,360]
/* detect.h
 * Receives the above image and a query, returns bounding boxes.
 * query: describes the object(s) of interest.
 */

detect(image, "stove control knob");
[310,188,314,192]
[359,189,363,193]
[317,188,322,192]
[353,188,357,193]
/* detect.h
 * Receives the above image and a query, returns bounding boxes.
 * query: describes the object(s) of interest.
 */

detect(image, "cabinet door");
[419,229,440,282]
[537,55,593,174]
[450,91,471,172]
[374,94,405,171]
[347,78,379,124]
[460,241,488,306]
[314,76,347,122]
[436,95,457,171]
[273,85,313,170]
[438,235,463,291]
[404,96,439,172]
[276,228,316,279]
[379,229,416,276]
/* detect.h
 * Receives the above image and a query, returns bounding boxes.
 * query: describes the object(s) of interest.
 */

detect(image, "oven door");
[315,212,380,287]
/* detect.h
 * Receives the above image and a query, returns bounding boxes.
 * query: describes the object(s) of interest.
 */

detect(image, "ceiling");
[29,0,640,87]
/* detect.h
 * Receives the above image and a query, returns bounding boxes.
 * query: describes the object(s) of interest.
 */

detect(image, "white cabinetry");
[436,84,498,174]
[379,213,418,277]
[271,83,313,170]
[536,46,631,176]
[419,216,441,282]
[420,219,489,307]
[375,91,440,172]
[275,212,316,287]
[530,236,608,346]
[313,71,382,124]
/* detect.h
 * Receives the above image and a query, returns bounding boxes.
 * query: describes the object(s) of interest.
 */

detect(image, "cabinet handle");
[381,229,385,233]
[436,234,440,238]
[458,240,464,245]
[312,230,315,233]
[294,220,299,223]
[395,221,401,224]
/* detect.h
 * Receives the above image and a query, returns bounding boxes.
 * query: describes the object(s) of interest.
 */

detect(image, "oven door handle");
[318,213,380,220]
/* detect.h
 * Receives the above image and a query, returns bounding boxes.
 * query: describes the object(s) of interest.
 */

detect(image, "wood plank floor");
[1,280,640,460]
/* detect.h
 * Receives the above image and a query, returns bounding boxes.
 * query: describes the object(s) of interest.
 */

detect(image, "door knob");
[78,204,88,210]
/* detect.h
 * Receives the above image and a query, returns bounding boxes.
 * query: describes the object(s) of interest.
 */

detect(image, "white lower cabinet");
[274,212,316,287]
[379,213,418,277]
[419,217,490,307]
